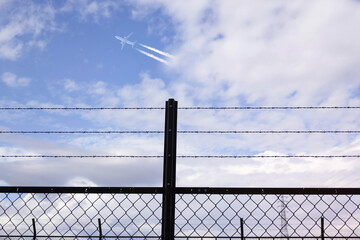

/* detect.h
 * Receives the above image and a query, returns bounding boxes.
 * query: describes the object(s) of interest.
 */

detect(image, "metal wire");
[1,155,359,158]
[0,192,162,238]
[179,130,360,134]
[0,130,163,134]
[1,106,359,110]
[175,193,360,238]
[177,155,360,158]
[0,107,164,110]
[178,106,360,110]
[1,130,360,134]
[1,191,359,239]
[0,155,163,158]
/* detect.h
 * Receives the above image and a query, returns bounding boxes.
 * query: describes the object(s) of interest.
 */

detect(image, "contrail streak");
[135,48,169,65]
[139,43,174,59]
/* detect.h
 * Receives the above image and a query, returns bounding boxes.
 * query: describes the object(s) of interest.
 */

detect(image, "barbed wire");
[1,155,359,158]
[0,130,163,134]
[1,106,359,110]
[0,107,164,110]
[179,130,360,134]
[177,155,360,158]
[0,155,163,158]
[1,130,360,134]
[178,106,360,110]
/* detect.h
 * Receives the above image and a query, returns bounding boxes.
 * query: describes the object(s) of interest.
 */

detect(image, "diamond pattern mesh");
[175,194,360,239]
[0,193,162,239]
[1,192,360,239]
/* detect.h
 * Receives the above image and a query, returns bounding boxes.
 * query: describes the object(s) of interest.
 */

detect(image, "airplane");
[115,32,136,50]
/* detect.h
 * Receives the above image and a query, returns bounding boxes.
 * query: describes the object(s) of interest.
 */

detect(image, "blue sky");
[0,1,171,105]
[1,0,360,187]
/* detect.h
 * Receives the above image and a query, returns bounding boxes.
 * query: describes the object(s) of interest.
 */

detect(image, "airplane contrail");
[138,43,174,59]
[135,48,169,65]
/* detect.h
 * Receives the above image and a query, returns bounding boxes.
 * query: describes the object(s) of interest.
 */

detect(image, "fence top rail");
[0,186,164,194]
[175,187,360,195]
[1,186,360,194]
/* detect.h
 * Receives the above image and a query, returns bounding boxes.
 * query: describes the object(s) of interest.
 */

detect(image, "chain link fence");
[175,193,360,239]
[1,188,360,239]
[0,189,162,239]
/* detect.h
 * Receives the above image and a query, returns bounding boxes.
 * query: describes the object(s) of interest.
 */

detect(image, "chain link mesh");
[1,191,360,239]
[175,194,360,239]
[0,192,162,239]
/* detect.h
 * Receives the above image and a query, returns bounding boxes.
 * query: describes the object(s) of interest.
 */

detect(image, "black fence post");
[32,218,36,240]
[98,218,102,240]
[321,217,325,240]
[162,98,178,240]
[240,218,244,240]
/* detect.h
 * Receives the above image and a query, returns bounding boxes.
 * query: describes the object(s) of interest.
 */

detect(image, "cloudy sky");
[1,0,360,187]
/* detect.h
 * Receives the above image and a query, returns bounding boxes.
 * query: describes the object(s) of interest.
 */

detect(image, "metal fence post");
[162,98,178,240]
[240,218,244,240]
[98,218,102,240]
[32,218,36,240]
[321,217,325,240]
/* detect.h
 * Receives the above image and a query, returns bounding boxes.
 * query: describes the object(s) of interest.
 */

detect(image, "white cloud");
[2,74,360,187]
[1,72,30,87]
[61,0,120,22]
[0,0,57,60]
[125,0,360,187]
[64,78,79,92]
[1,1,360,188]
[89,81,107,95]
[0,128,164,186]
[117,73,170,106]
[0,1,123,60]
[0,180,8,185]
[66,177,97,186]
[132,0,360,105]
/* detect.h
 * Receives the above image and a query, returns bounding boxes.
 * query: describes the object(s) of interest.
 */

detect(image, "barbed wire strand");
[0,107,164,110]
[1,106,360,110]
[177,155,360,158]
[1,130,360,134]
[1,155,359,158]
[0,131,163,134]
[178,106,360,110]
[180,130,360,134]
[0,155,162,158]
